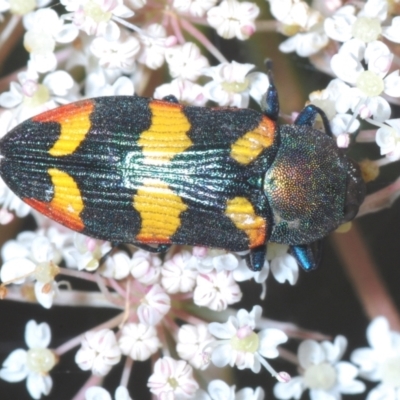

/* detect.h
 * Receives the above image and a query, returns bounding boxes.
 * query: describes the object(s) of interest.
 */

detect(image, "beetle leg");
[133,243,172,253]
[245,245,267,271]
[289,241,322,271]
[294,105,333,137]
[162,95,180,104]
[261,60,279,121]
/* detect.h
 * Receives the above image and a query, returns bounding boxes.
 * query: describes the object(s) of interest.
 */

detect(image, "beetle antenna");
[261,59,279,121]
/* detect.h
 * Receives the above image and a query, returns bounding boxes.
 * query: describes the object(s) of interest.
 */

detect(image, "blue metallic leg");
[162,95,180,103]
[290,241,322,271]
[246,245,267,271]
[295,105,333,137]
[133,243,172,253]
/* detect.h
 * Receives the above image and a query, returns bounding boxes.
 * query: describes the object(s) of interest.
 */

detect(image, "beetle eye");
[342,159,366,223]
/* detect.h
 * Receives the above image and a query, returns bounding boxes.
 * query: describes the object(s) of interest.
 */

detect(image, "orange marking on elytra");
[32,100,94,157]
[230,116,276,165]
[23,168,85,232]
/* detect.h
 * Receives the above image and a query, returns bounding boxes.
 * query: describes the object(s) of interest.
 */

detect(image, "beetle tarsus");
[246,245,266,271]
[133,243,172,253]
[162,95,180,104]
[289,241,322,271]
[295,105,333,137]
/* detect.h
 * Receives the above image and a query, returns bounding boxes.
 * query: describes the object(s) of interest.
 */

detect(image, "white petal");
[273,376,304,400]
[1,258,36,284]
[258,329,288,358]
[0,349,28,382]
[85,386,112,400]
[34,281,55,309]
[25,320,51,349]
[384,70,400,97]
[26,372,52,399]
[211,344,231,367]
[298,340,324,368]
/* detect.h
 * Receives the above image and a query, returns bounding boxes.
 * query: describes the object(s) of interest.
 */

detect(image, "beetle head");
[264,124,366,245]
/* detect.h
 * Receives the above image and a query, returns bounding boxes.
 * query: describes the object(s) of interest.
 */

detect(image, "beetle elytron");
[0,72,365,272]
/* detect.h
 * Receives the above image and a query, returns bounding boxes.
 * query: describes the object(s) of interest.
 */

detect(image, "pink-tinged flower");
[148,357,199,399]
[203,61,269,108]
[207,0,259,40]
[137,284,171,326]
[161,251,198,294]
[129,250,162,286]
[60,0,134,40]
[208,306,287,375]
[67,233,112,271]
[90,34,140,70]
[118,323,160,361]
[194,270,242,311]
[165,42,209,81]
[85,385,132,400]
[75,329,121,376]
[351,316,400,399]
[137,24,176,70]
[176,324,214,370]
[194,379,265,400]
[375,119,400,160]
[0,320,56,399]
[172,0,217,18]
[274,336,365,400]
[154,79,206,106]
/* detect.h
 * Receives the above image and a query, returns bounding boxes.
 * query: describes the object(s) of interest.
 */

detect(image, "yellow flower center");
[303,362,337,390]
[26,348,57,373]
[221,78,249,94]
[23,84,50,108]
[382,356,400,387]
[9,0,35,15]
[83,1,112,23]
[230,331,259,353]
[356,70,384,97]
[352,17,382,43]
[34,262,60,284]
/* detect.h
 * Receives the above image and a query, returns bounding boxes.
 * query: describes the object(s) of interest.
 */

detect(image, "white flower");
[137,284,171,326]
[68,233,112,271]
[165,42,209,81]
[331,40,400,122]
[325,0,387,44]
[375,119,400,160]
[0,0,51,16]
[154,79,207,106]
[161,251,198,293]
[23,8,79,72]
[90,34,140,70]
[207,0,259,40]
[203,61,269,107]
[137,24,175,70]
[60,0,134,40]
[85,385,132,400]
[177,324,214,370]
[0,320,56,399]
[85,71,134,98]
[173,0,217,17]
[267,244,299,285]
[75,329,121,376]
[268,0,328,57]
[274,336,365,400]
[118,323,160,361]
[148,356,199,399]
[208,305,287,374]
[0,68,78,130]
[194,379,265,400]
[0,231,65,308]
[351,316,400,399]
[189,248,240,274]
[194,270,242,311]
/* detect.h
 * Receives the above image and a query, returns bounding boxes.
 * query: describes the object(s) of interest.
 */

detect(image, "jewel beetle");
[0,71,365,272]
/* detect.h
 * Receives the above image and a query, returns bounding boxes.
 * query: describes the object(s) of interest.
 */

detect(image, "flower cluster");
[0,0,398,399]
